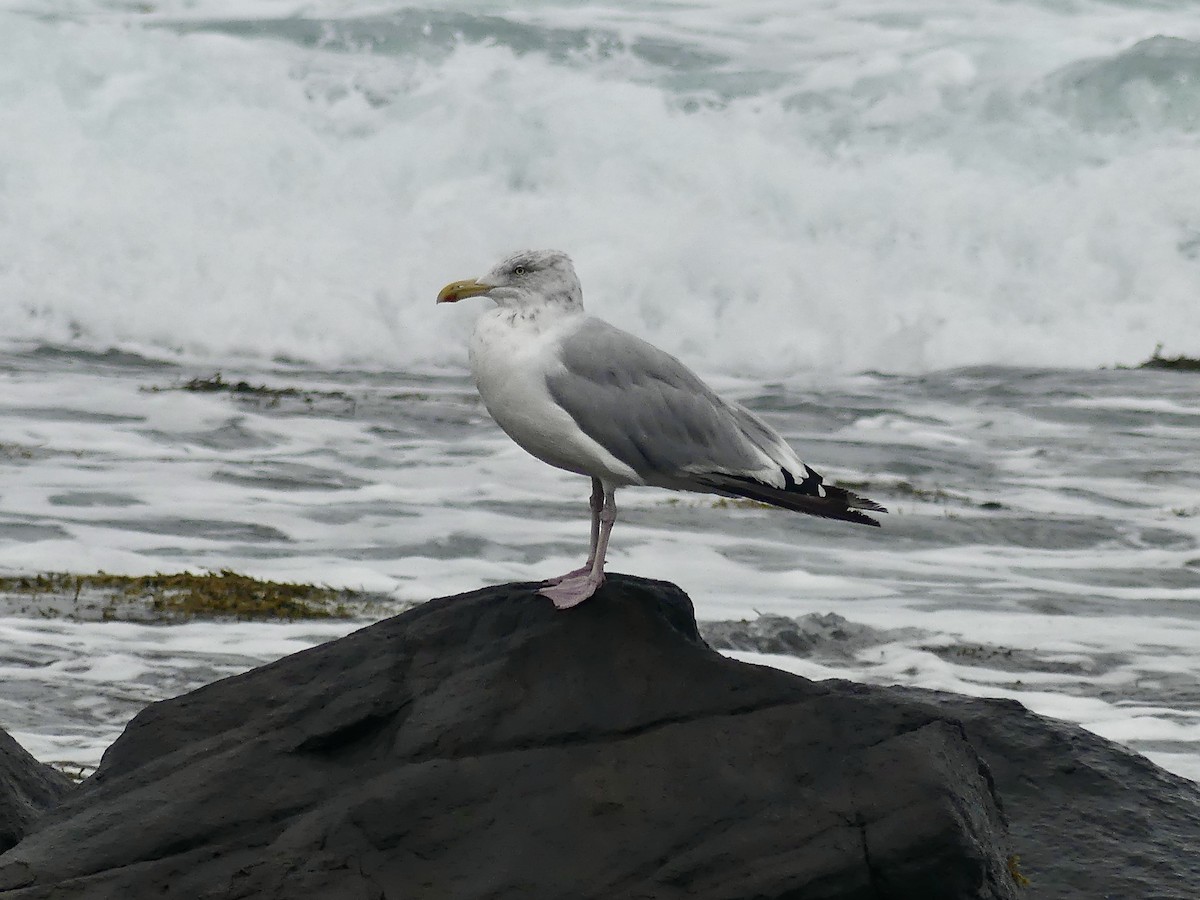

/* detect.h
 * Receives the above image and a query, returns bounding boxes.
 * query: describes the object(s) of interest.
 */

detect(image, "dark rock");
[0,575,1018,899]
[0,729,73,854]
[700,611,918,658]
[6,576,1199,899]
[692,619,1200,896]
[895,688,1200,899]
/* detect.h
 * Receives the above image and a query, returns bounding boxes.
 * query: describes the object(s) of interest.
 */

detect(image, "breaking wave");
[1,1,1198,374]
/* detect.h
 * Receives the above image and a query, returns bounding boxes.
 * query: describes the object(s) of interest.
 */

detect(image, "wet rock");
[700,610,916,658]
[895,688,1200,899]
[0,730,72,854]
[0,575,1017,899]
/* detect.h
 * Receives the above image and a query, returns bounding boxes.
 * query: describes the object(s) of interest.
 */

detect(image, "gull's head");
[436,249,583,311]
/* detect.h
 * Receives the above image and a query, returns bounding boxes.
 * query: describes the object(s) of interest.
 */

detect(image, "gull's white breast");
[469,309,642,486]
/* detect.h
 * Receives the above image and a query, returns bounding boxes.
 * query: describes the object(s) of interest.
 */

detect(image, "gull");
[437,250,884,609]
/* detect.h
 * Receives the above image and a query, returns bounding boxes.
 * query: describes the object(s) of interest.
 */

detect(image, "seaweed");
[1007,854,1031,887]
[836,479,999,508]
[0,570,391,621]
[0,443,37,461]
[142,373,357,412]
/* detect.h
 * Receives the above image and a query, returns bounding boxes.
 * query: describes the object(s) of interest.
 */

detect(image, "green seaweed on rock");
[0,570,367,620]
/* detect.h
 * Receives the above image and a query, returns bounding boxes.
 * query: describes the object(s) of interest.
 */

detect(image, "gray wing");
[546,318,787,486]
[545,318,885,526]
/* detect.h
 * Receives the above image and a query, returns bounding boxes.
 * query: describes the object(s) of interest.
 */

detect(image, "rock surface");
[1,575,1198,898]
[700,610,915,658]
[897,688,1200,899]
[0,575,1017,899]
[0,731,72,855]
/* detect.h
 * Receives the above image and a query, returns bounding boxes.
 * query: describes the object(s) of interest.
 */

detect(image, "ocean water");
[1,1,1199,783]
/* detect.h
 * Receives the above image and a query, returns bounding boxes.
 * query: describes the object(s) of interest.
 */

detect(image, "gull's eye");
[513,265,526,276]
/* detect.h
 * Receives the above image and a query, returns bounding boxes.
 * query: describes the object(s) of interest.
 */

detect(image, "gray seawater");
[1,347,1198,779]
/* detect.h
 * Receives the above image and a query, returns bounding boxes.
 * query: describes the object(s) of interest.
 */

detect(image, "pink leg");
[539,484,616,609]
[541,478,604,586]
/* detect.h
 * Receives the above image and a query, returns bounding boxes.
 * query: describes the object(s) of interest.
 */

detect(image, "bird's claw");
[540,564,594,587]
[537,572,604,609]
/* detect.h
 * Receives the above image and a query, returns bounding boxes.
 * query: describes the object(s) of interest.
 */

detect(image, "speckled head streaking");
[436,249,583,311]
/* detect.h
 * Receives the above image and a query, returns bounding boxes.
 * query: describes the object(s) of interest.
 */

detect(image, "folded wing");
[545,318,885,526]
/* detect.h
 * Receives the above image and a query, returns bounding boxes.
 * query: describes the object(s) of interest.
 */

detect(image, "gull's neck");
[493,287,583,314]
[488,287,585,335]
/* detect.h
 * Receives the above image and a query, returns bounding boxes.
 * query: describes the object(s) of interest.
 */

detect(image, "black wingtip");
[851,509,883,527]
[829,486,888,516]
[836,503,883,527]
[695,474,887,528]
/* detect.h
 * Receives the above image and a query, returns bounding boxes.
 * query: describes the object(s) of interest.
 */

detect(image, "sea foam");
[1,2,1198,375]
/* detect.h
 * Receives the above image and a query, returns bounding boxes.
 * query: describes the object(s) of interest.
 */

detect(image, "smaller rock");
[0,730,73,854]
[700,611,915,658]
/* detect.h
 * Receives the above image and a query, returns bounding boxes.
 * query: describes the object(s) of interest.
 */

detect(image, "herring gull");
[437,249,885,609]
